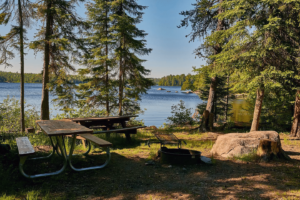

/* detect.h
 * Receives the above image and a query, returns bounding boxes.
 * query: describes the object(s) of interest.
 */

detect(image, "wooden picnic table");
[16,120,112,179]
[68,115,138,129]
[67,115,144,141]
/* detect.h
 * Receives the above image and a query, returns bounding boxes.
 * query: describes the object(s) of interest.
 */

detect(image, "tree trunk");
[225,75,229,121]
[290,90,300,137]
[250,88,264,131]
[18,0,25,132]
[118,2,123,116]
[199,77,217,131]
[105,1,109,116]
[118,39,123,116]
[41,1,52,120]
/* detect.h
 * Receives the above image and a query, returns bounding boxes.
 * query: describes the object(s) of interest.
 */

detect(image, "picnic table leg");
[28,136,57,160]
[125,133,131,142]
[120,122,131,142]
[19,136,68,179]
[68,134,111,171]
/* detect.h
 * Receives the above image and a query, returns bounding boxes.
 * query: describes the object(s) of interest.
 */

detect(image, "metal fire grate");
[147,132,186,148]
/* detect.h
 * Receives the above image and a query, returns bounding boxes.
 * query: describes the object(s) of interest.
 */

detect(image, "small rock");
[182,167,187,171]
[168,165,172,168]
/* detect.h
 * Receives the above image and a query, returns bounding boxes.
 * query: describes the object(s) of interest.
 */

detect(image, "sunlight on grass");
[231,150,260,162]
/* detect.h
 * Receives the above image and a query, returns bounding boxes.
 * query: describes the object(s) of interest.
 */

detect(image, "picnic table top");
[36,120,93,136]
[66,115,138,122]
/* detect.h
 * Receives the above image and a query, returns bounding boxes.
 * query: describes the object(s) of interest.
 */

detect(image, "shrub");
[167,100,193,126]
[0,96,40,133]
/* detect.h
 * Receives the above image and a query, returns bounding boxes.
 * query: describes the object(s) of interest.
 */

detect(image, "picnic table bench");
[16,120,112,179]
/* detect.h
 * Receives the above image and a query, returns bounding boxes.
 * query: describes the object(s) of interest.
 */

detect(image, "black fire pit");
[160,147,201,165]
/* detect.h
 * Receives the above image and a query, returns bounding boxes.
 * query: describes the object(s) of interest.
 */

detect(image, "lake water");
[0,83,251,126]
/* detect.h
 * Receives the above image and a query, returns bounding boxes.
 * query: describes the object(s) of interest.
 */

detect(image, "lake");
[0,83,251,126]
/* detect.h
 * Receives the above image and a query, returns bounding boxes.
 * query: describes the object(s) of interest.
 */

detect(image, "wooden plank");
[16,137,35,156]
[93,126,146,134]
[36,120,93,136]
[69,115,138,122]
[78,134,112,147]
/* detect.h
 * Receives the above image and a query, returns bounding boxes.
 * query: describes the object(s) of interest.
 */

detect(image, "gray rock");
[210,131,281,158]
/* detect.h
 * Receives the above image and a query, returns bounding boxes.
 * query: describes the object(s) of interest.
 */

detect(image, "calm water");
[0,83,251,126]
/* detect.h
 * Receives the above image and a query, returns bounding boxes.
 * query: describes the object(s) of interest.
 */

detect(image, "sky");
[0,0,206,78]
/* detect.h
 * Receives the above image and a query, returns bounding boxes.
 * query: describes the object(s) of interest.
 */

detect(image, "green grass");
[231,150,260,162]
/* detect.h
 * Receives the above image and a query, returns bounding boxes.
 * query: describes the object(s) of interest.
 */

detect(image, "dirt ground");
[1,131,300,200]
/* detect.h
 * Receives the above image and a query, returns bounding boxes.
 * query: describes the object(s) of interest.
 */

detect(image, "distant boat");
[157,88,166,90]
[167,91,171,92]
[175,91,178,93]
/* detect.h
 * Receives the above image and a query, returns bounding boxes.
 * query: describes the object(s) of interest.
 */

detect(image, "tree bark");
[250,88,264,131]
[18,0,25,132]
[225,75,229,121]
[118,2,123,116]
[105,0,109,116]
[290,90,300,137]
[199,77,217,131]
[41,1,52,120]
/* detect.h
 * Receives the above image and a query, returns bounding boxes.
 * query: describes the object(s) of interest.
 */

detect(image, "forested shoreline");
[0,71,83,83]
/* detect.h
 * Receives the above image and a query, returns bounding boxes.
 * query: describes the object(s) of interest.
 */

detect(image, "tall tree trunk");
[250,88,264,131]
[199,77,217,131]
[118,2,123,116]
[199,0,225,131]
[18,0,25,132]
[225,75,229,121]
[105,1,109,116]
[118,39,123,116]
[290,90,300,137]
[41,1,52,120]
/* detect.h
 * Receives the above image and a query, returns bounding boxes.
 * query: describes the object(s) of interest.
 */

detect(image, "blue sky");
[0,0,205,78]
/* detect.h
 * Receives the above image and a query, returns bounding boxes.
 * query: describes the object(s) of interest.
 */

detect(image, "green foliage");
[167,100,194,126]
[0,96,39,133]
[0,71,83,83]
[158,74,193,88]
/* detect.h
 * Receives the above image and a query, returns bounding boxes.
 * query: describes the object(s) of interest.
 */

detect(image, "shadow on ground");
[1,143,300,200]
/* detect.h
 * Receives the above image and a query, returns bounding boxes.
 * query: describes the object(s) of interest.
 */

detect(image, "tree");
[207,0,300,132]
[0,0,34,132]
[78,0,116,116]
[110,0,153,116]
[179,0,227,131]
[30,0,88,119]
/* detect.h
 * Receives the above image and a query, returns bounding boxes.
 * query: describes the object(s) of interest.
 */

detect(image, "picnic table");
[67,115,146,141]
[16,120,112,179]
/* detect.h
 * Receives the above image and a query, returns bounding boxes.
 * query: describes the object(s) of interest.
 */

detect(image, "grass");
[1,127,300,199]
[231,149,260,162]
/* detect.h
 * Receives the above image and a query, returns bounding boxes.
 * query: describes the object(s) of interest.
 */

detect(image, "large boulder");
[211,131,283,158]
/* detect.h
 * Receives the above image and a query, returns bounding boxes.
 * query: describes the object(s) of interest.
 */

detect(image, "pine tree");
[206,0,300,131]
[30,0,88,119]
[0,0,34,132]
[110,0,153,116]
[77,0,116,116]
[179,0,227,131]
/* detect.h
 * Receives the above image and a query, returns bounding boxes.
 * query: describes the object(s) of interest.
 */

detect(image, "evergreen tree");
[179,0,227,131]
[78,0,116,116]
[0,0,34,132]
[110,0,153,116]
[207,0,300,131]
[30,0,88,119]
